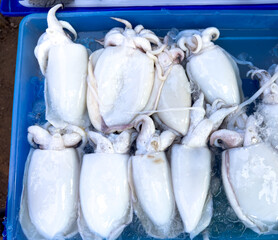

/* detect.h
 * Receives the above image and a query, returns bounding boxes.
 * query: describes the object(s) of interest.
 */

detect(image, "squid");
[19,124,86,240]
[249,67,278,149]
[210,68,278,234]
[212,114,278,234]
[171,93,237,238]
[35,4,89,128]
[79,130,134,240]
[129,115,183,238]
[145,40,191,136]
[177,27,242,105]
[87,18,163,133]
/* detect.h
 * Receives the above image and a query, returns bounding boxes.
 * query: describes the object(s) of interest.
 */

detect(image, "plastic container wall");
[6,9,278,240]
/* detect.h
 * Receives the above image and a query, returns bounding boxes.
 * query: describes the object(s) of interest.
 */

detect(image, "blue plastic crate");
[5,9,278,240]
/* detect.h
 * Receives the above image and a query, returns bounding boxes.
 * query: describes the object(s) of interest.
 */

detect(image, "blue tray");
[5,8,278,240]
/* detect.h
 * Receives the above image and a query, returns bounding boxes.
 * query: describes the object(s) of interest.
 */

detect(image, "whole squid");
[177,27,242,105]
[35,4,89,128]
[87,18,163,133]
[210,68,278,234]
[79,130,134,240]
[145,41,192,136]
[212,114,278,234]
[20,124,85,240]
[129,115,183,238]
[171,93,237,238]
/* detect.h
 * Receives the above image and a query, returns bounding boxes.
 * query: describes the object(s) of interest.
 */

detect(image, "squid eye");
[211,33,217,40]
[217,139,223,145]
[214,138,224,148]
[136,122,143,132]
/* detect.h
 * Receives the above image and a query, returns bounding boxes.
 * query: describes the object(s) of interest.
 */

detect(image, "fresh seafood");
[210,69,278,234]
[129,115,183,238]
[249,67,278,149]
[79,130,134,240]
[145,41,191,135]
[35,4,89,128]
[87,18,163,133]
[23,5,278,238]
[176,27,242,105]
[212,114,278,234]
[171,93,237,238]
[19,124,85,240]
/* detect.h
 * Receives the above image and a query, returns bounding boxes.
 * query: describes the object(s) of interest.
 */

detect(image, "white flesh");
[131,152,175,227]
[46,43,88,128]
[186,45,241,105]
[157,64,191,135]
[93,46,154,127]
[80,153,130,239]
[222,48,244,101]
[171,144,211,233]
[223,143,278,233]
[90,48,104,67]
[27,148,79,239]
[87,49,105,132]
[189,194,213,239]
[143,70,163,112]
[258,104,278,148]
[20,150,49,240]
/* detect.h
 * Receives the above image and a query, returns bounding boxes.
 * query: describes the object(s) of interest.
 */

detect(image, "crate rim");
[3,1,278,16]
